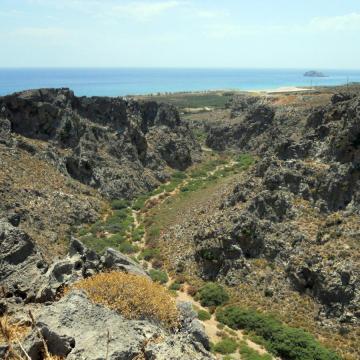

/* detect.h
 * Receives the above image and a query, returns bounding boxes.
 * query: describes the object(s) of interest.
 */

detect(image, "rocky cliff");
[1,88,200,199]
[0,88,200,256]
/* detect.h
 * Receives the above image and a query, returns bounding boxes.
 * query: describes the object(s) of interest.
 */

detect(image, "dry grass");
[0,141,105,260]
[72,271,179,330]
[0,313,64,360]
[0,316,30,345]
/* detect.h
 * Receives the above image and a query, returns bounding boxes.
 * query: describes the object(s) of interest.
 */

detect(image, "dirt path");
[131,161,273,359]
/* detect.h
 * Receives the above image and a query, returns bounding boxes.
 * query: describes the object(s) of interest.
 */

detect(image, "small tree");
[198,283,229,307]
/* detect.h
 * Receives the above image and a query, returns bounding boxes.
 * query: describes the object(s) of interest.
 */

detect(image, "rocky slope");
[0,88,200,257]
[0,88,208,359]
[161,91,360,357]
[0,219,212,359]
[1,88,200,199]
[1,87,360,358]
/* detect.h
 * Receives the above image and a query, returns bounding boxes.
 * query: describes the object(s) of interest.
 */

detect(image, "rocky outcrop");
[0,88,200,200]
[205,98,275,151]
[0,220,148,304]
[17,291,213,360]
[1,220,213,359]
[18,291,213,360]
[304,71,326,77]
[0,219,48,302]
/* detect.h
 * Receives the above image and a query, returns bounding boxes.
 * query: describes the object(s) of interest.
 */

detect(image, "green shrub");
[149,269,168,284]
[236,154,255,170]
[102,223,123,233]
[198,283,229,307]
[239,341,272,360]
[180,180,206,193]
[80,234,102,252]
[164,180,181,192]
[89,220,104,235]
[132,227,145,242]
[197,309,211,321]
[190,169,207,178]
[118,241,138,254]
[148,225,160,239]
[101,208,133,234]
[169,281,181,291]
[108,233,126,244]
[132,195,149,211]
[223,356,234,360]
[171,171,187,180]
[111,199,130,210]
[139,248,160,261]
[78,227,90,236]
[216,306,341,360]
[213,338,238,354]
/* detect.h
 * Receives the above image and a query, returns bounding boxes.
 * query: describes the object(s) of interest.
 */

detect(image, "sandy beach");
[250,86,313,93]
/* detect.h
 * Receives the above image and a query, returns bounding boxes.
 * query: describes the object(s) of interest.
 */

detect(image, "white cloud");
[203,12,360,40]
[28,0,184,21]
[309,12,360,31]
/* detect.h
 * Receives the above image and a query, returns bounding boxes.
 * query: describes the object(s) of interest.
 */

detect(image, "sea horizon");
[1,67,360,97]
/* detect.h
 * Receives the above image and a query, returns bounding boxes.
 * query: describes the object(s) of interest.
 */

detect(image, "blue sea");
[1,68,360,97]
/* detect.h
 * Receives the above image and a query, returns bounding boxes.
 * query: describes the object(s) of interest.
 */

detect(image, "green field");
[135,91,236,109]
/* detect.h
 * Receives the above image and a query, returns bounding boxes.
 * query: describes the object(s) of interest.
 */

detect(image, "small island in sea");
[304,70,327,77]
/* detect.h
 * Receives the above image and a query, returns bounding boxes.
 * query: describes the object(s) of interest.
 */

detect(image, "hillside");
[0,87,359,359]
[156,89,360,359]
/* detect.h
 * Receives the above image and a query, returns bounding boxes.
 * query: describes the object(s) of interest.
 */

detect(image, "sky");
[0,0,359,68]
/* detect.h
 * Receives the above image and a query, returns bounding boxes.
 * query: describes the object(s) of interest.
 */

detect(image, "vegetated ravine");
[0,87,359,359]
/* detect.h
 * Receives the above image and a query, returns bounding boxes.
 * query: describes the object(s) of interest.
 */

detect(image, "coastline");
[1,68,360,97]
[248,86,313,93]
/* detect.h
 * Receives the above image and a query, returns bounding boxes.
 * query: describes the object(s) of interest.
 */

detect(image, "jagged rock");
[188,320,211,351]
[205,99,274,151]
[286,259,359,322]
[24,324,75,360]
[37,239,149,302]
[0,220,48,302]
[0,88,201,200]
[0,118,12,146]
[231,214,265,258]
[0,222,148,304]
[331,93,354,104]
[248,190,295,222]
[177,302,210,351]
[29,291,213,360]
[102,248,149,277]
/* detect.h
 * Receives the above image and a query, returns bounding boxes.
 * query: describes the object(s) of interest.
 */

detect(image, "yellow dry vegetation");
[72,271,179,330]
[0,316,62,360]
[0,316,30,345]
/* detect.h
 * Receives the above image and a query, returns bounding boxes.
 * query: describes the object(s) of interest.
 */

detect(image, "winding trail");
[130,161,274,359]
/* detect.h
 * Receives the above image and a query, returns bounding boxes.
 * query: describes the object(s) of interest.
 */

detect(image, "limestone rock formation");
[0,221,213,359]
[0,220,149,304]
[0,88,201,200]
[21,291,213,360]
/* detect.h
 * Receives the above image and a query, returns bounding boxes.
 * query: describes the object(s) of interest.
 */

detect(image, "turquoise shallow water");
[0,68,360,97]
